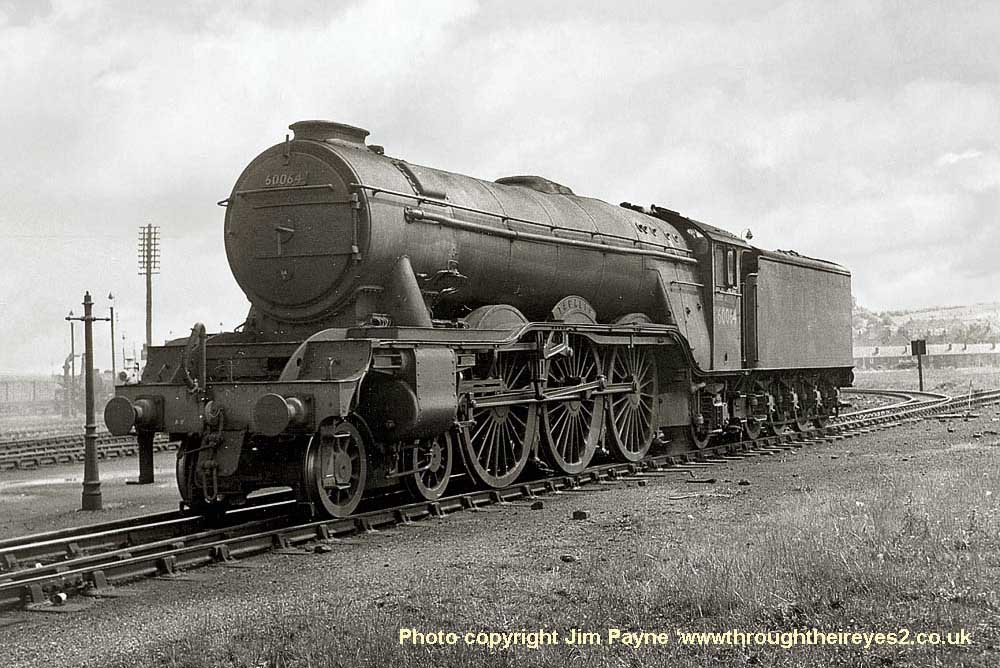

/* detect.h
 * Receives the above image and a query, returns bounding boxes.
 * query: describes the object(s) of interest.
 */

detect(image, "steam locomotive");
[105,120,853,517]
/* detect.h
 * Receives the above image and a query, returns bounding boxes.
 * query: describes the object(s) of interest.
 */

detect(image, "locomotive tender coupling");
[106,119,854,518]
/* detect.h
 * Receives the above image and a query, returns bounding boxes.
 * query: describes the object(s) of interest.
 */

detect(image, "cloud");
[0,0,998,373]
[937,149,983,166]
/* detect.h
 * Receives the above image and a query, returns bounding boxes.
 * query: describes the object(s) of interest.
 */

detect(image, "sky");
[0,0,998,374]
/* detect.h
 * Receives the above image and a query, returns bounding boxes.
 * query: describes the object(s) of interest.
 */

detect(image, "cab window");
[714,247,726,287]
[715,246,739,288]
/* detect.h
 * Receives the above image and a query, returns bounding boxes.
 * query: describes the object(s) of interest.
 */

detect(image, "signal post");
[911,339,927,392]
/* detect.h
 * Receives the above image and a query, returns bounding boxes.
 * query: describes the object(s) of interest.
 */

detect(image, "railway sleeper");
[2,387,994,614]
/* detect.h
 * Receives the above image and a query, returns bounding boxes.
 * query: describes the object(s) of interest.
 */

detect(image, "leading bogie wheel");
[540,335,604,474]
[175,436,199,508]
[404,433,454,501]
[176,435,227,518]
[303,418,368,517]
[689,422,712,449]
[606,346,657,462]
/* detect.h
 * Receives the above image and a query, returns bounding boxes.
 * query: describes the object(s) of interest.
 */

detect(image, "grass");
[853,366,1000,393]
[117,434,1000,668]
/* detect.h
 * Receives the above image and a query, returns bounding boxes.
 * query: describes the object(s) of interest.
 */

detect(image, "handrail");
[351,182,694,257]
[404,207,698,265]
[217,183,338,207]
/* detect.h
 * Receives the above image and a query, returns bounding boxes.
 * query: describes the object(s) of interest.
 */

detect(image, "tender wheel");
[461,352,536,488]
[404,433,453,501]
[812,384,833,428]
[303,419,368,517]
[744,417,763,440]
[791,385,814,432]
[606,346,657,462]
[540,335,604,474]
[792,411,811,432]
[768,394,790,435]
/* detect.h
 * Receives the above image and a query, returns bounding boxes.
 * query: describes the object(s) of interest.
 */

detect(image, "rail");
[1,387,997,612]
[0,433,175,471]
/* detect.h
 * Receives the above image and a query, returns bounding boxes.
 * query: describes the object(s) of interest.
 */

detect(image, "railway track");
[0,433,176,471]
[1,387,997,614]
[841,387,948,416]
[0,389,913,472]
[0,419,91,442]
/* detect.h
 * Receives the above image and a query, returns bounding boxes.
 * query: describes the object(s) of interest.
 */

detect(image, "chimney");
[289,120,369,145]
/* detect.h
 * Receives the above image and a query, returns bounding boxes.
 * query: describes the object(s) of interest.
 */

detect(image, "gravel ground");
[0,450,180,538]
[2,403,999,667]
[840,389,905,412]
[854,367,1000,394]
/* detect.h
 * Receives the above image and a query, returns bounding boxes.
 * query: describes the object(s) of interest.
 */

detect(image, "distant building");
[0,375,59,416]
[854,343,1000,369]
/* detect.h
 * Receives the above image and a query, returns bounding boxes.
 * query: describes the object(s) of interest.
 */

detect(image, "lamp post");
[61,354,71,417]
[67,292,111,511]
[67,311,76,416]
[108,293,116,381]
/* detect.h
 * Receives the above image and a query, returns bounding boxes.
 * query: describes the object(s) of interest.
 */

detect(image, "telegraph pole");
[138,224,160,356]
[68,292,110,511]
[133,225,159,486]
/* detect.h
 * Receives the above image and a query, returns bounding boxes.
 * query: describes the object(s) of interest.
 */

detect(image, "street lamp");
[108,293,116,381]
[67,292,110,511]
[66,310,76,416]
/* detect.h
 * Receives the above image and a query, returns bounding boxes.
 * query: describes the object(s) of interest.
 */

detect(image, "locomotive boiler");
[105,120,853,517]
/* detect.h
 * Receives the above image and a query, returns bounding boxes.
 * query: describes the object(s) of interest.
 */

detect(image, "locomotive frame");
[105,120,853,518]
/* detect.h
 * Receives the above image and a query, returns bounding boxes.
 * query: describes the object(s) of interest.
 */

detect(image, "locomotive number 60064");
[264,172,306,186]
[106,119,854,519]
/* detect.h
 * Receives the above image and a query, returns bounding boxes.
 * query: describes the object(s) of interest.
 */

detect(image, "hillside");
[853,301,1000,346]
